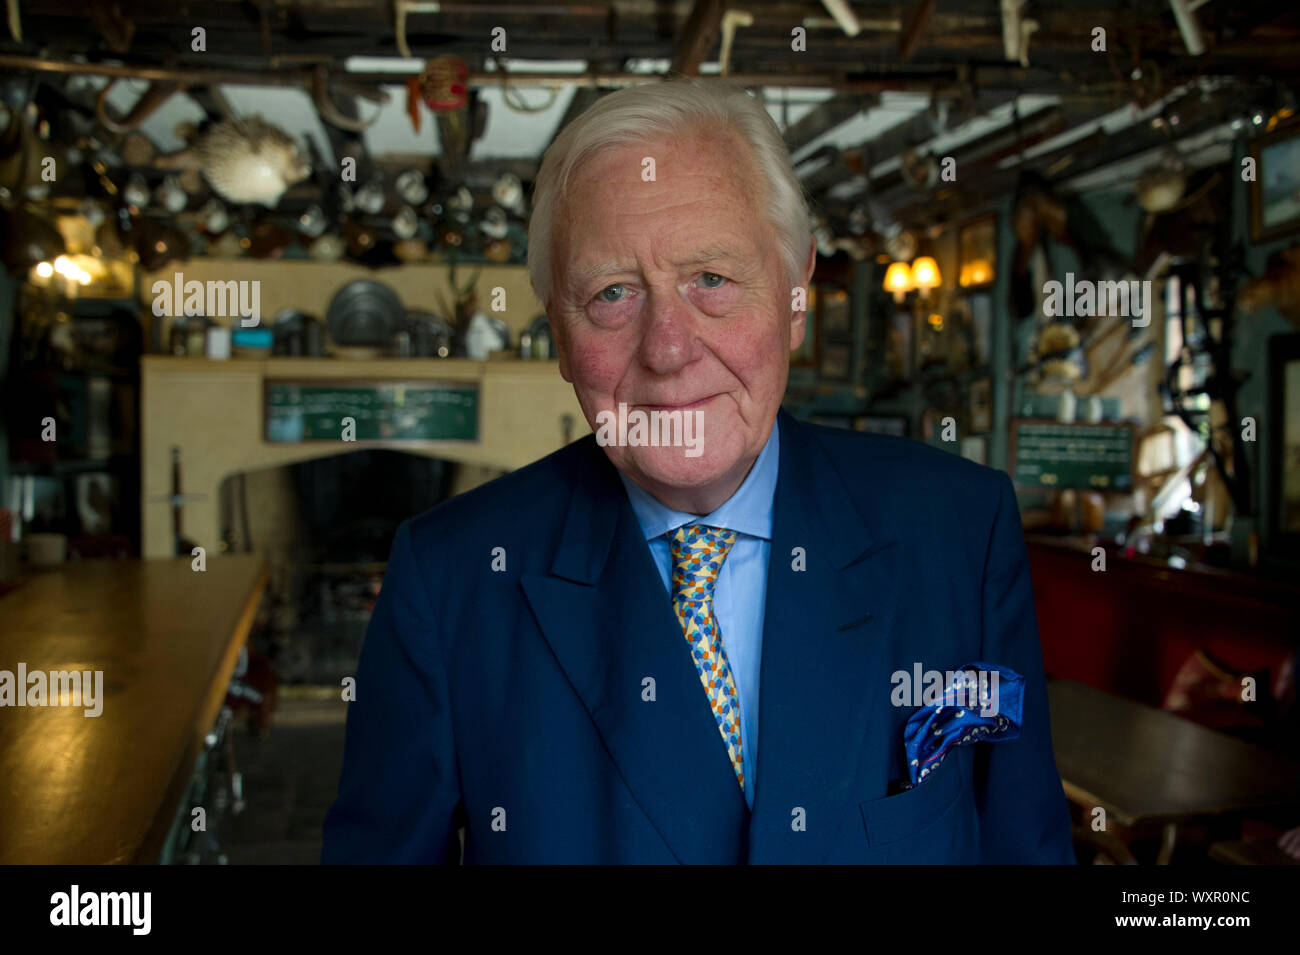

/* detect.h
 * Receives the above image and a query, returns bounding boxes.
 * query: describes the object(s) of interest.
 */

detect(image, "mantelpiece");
[140,356,587,558]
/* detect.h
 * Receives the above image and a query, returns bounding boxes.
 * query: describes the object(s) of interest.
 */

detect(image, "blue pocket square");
[899,662,1023,790]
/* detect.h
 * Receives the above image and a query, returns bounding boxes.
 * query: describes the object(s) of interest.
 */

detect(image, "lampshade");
[911,256,941,290]
[960,258,992,287]
[883,261,914,303]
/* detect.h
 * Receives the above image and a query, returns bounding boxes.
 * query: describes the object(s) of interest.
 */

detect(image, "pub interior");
[1,0,1299,870]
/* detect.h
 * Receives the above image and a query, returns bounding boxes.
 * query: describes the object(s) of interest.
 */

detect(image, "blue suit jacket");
[322,410,1076,864]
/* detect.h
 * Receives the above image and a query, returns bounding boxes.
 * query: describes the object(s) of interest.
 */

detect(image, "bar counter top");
[0,555,267,863]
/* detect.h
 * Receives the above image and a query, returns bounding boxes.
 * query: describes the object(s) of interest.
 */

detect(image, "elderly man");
[322,80,1075,864]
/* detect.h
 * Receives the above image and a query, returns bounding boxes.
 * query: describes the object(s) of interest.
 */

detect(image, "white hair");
[527,79,811,305]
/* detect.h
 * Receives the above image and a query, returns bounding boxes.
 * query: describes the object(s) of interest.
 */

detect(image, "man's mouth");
[635,394,720,412]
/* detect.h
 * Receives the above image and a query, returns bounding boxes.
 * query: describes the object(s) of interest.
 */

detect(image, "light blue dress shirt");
[618,424,779,810]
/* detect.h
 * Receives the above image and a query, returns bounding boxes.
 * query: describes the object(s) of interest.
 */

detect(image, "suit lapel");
[748,411,903,862]
[520,440,749,864]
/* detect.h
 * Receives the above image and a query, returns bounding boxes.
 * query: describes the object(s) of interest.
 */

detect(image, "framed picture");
[792,285,818,368]
[819,341,852,381]
[958,214,997,289]
[887,308,914,382]
[818,284,852,337]
[1250,118,1300,243]
[968,291,993,367]
[1267,333,1300,558]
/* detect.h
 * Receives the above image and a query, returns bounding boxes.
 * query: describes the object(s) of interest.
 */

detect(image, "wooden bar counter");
[0,555,267,864]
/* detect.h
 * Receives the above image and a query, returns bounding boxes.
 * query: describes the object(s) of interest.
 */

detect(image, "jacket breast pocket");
[858,747,976,860]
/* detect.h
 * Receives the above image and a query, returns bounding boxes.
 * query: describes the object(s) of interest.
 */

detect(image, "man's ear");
[790,236,817,352]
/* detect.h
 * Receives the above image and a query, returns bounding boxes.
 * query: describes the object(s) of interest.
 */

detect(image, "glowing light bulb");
[911,256,941,290]
[35,261,54,279]
[883,261,914,304]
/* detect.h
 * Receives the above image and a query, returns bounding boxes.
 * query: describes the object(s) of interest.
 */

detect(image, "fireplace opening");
[220,449,455,687]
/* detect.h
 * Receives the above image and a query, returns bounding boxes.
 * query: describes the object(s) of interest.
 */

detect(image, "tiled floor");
[226,694,349,865]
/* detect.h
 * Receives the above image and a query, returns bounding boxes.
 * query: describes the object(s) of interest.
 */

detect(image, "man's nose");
[637,287,697,374]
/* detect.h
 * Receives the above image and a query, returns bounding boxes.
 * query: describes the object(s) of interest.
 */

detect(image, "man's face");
[547,128,811,508]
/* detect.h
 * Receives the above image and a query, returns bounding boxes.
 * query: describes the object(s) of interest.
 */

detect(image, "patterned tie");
[670,523,744,792]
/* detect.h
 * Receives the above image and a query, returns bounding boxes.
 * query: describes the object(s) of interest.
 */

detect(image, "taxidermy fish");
[158,117,310,207]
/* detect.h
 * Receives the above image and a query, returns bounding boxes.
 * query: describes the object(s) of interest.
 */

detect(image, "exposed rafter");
[898,0,939,63]
[782,93,878,153]
[670,0,728,76]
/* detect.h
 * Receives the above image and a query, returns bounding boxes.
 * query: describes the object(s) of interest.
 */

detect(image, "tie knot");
[669,524,737,604]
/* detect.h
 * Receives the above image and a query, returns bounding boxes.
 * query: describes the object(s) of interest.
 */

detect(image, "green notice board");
[1010,419,1133,490]
[265,381,478,442]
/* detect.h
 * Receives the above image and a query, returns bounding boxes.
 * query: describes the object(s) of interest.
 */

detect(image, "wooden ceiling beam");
[897,0,939,64]
[17,3,1300,83]
[543,89,603,154]
[867,100,1071,203]
[882,88,1237,226]
[797,90,1024,200]
[670,0,728,75]
[782,93,877,153]
[541,59,624,154]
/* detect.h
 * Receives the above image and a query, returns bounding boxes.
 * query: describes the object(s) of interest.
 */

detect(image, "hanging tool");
[94,79,183,134]
[311,65,387,132]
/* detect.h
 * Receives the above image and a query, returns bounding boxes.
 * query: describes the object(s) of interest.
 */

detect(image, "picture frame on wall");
[1267,332,1300,559]
[1250,117,1300,243]
[958,214,997,289]
[887,308,913,383]
[818,284,852,337]
[819,341,852,381]
[968,291,993,367]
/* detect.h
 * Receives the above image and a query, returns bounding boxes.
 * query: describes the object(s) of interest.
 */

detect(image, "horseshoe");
[311,65,387,132]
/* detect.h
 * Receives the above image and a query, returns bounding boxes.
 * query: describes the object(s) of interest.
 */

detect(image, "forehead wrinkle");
[574,259,632,284]
[567,242,749,287]
[558,135,773,295]
[683,246,750,268]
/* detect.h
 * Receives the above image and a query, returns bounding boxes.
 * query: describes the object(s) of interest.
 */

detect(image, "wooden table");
[1049,679,1300,863]
[0,556,267,864]
[1208,839,1300,865]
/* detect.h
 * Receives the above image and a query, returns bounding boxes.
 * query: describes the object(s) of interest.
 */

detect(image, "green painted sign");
[1011,420,1133,490]
[265,381,478,442]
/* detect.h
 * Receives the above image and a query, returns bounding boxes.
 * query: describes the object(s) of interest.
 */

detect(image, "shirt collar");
[618,421,779,542]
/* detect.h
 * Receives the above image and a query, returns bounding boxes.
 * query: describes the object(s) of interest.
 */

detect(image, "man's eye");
[699,272,727,289]
[597,284,627,303]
